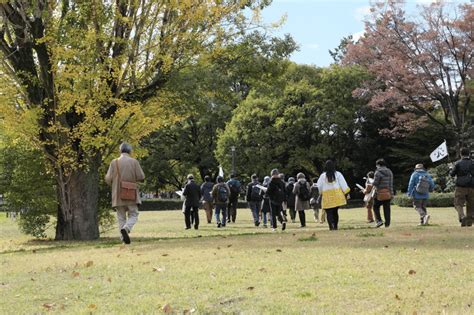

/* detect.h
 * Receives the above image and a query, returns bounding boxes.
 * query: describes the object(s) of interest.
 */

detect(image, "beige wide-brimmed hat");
[415,164,424,170]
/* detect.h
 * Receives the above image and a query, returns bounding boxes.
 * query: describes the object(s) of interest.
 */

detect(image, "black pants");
[227,198,238,222]
[289,206,296,221]
[298,210,306,226]
[184,206,199,229]
[373,199,391,227]
[326,207,339,230]
[269,203,284,229]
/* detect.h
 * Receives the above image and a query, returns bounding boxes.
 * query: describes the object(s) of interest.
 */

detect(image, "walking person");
[260,176,271,228]
[407,164,435,226]
[279,173,288,222]
[183,174,202,230]
[105,142,145,244]
[449,148,474,227]
[200,175,214,224]
[266,169,287,231]
[286,177,297,223]
[317,160,350,231]
[373,159,394,228]
[293,173,311,228]
[246,174,262,227]
[363,171,376,223]
[212,176,230,228]
[310,177,321,223]
[226,174,241,223]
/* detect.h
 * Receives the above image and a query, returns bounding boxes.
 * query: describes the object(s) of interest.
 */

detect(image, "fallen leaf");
[72,271,80,278]
[395,294,401,300]
[85,261,93,268]
[107,277,112,283]
[210,272,217,278]
[88,304,97,309]
[276,249,282,252]
[43,303,55,310]
[227,244,232,248]
[153,267,165,272]
[408,270,416,275]
[162,254,169,257]
[384,245,389,248]
[162,304,172,313]
[420,291,424,297]
[217,247,221,250]
[258,268,266,272]
[31,278,35,281]
[247,286,255,290]
[32,250,36,253]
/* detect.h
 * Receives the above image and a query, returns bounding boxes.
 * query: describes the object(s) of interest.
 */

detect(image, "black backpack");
[298,183,311,201]
[217,185,228,202]
[250,184,262,202]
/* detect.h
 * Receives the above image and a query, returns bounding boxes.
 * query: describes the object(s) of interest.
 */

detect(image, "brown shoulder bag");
[116,160,137,201]
[376,188,392,201]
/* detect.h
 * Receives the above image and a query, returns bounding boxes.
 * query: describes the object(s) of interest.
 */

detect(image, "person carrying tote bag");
[316,160,350,231]
[373,158,394,228]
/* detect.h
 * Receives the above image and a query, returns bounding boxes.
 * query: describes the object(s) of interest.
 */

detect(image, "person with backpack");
[407,164,435,226]
[310,177,321,223]
[246,174,262,227]
[226,174,241,223]
[373,158,394,228]
[266,169,287,231]
[183,174,202,230]
[316,160,350,231]
[450,148,474,227]
[286,177,297,223]
[212,176,230,228]
[293,173,311,228]
[200,175,214,224]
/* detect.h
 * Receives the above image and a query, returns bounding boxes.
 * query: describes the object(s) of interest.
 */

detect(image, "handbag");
[116,160,137,201]
[376,188,391,201]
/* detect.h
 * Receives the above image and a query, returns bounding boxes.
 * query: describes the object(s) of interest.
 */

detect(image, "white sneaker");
[423,214,430,225]
[272,228,276,232]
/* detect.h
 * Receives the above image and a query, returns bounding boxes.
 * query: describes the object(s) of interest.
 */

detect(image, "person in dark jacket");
[286,177,296,223]
[226,174,241,223]
[200,175,214,224]
[260,176,271,228]
[310,177,321,223]
[293,173,311,228]
[212,176,230,228]
[183,174,202,230]
[407,164,435,226]
[373,159,394,228]
[266,169,287,231]
[246,174,262,227]
[450,148,474,227]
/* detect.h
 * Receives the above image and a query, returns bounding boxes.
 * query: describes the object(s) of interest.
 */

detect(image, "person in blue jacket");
[407,164,435,225]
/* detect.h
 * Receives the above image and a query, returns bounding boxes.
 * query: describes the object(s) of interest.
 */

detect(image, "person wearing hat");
[293,173,311,228]
[183,174,202,230]
[407,164,435,226]
[285,177,297,223]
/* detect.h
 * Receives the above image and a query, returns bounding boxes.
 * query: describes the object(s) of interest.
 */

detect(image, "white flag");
[218,166,224,178]
[430,141,448,162]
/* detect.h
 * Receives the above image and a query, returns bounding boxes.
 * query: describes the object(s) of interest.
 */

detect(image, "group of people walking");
[105,143,474,244]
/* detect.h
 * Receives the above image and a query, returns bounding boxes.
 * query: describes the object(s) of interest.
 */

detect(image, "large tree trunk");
[55,160,100,240]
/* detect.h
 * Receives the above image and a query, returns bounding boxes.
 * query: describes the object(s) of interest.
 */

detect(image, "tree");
[140,32,297,188]
[0,0,267,240]
[215,64,374,184]
[344,1,473,152]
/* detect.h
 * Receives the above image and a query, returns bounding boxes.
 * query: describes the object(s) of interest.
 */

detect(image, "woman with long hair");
[316,160,350,230]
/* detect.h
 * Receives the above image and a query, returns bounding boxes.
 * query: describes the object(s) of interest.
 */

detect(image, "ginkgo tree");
[0,0,268,240]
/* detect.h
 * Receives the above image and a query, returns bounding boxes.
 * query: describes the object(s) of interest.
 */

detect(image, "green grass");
[0,206,473,314]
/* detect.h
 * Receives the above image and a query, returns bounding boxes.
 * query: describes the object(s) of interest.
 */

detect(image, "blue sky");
[259,0,469,67]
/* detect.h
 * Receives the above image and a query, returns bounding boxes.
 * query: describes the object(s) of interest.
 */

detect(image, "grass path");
[0,206,473,314]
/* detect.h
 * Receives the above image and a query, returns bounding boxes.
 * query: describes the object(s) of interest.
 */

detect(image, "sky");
[258,0,470,67]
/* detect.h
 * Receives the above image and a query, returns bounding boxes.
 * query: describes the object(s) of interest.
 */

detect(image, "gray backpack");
[415,175,431,194]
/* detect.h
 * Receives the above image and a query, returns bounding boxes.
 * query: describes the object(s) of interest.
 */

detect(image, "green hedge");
[392,193,454,208]
[140,199,248,211]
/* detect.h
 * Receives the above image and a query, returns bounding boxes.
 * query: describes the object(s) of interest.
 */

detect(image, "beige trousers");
[116,205,139,233]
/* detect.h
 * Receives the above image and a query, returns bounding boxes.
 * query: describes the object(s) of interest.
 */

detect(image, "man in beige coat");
[105,143,145,244]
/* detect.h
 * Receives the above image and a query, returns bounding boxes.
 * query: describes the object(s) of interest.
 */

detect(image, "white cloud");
[415,0,436,3]
[352,30,365,42]
[354,6,371,22]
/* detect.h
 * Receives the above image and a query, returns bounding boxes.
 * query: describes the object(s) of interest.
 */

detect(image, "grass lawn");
[0,206,473,314]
